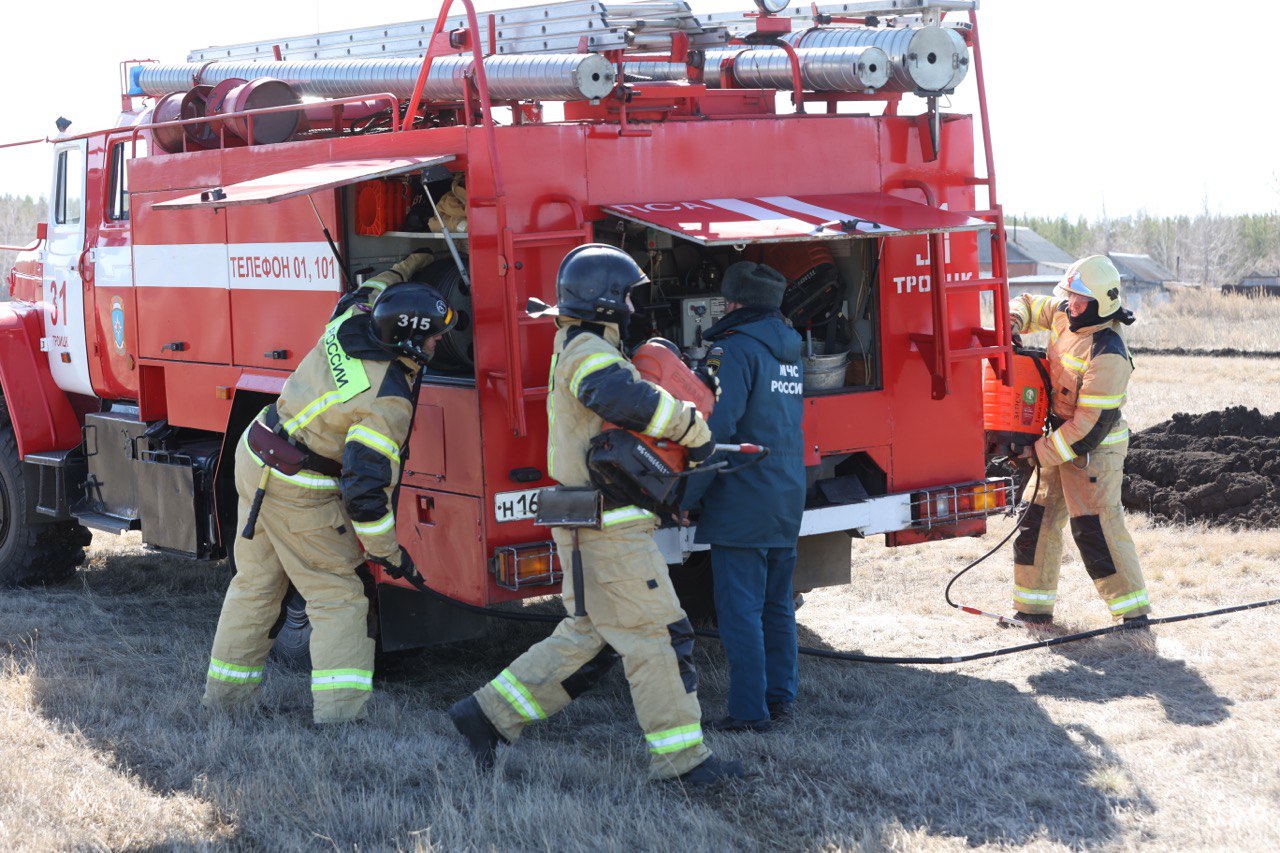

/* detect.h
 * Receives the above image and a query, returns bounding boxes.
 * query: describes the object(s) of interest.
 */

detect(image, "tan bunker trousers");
[203,437,375,723]
[474,512,711,778]
[1013,439,1150,621]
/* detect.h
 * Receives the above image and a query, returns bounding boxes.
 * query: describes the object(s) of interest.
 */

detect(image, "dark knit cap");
[722,261,787,308]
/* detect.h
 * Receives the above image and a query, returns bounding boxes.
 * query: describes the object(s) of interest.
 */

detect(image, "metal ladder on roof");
[187,0,978,62]
[903,8,1013,400]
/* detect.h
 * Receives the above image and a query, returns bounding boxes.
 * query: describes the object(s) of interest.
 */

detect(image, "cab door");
[43,138,94,396]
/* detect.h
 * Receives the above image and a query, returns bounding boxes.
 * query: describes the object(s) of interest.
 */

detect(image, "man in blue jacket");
[682,261,806,732]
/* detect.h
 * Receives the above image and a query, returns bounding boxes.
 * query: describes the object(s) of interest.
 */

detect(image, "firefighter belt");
[204,436,375,724]
[473,509,711,779]
[1013,439,1151,621]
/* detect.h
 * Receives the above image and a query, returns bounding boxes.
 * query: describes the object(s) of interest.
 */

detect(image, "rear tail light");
[911,478,1014,527]
[491,541,561,591]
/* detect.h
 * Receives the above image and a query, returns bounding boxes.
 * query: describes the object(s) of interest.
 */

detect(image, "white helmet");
[1055,255,1123,317]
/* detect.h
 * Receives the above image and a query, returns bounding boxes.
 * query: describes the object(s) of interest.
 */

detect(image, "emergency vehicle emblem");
[110,296,126,353]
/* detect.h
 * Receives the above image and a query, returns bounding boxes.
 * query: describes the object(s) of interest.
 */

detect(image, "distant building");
[979,226,1074,278]
[1108,252,1175,312]
[1223,274,1280,297]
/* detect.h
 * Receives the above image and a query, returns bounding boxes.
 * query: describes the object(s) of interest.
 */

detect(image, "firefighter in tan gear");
[449,244,747,786]
[1008,255,1152,629]
[204,251,456,724]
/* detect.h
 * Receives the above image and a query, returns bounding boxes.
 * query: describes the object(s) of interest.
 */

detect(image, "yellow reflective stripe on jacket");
[569,353,626,397]
[242,432,341,490]
[1100,426,1130,445]
[641,388,678,438]
[208,657,264,684]
[311,668,373,692]
[347,424,401,463]
[646,723,704,754]
[1060,354,1087,374]
[1050,430,1076,461]
[546,354,559,478]
[601,506,656,527]
[1077,392,1125,409]
[491,668,546,721]
[283,390,344,436]
[353,512,395,537]
[1107,588,1150,615]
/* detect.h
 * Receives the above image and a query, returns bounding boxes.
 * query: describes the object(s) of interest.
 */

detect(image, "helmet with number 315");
[370,281,458,364]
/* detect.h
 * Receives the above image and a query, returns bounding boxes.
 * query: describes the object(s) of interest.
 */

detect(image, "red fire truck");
[0,0,1015,651]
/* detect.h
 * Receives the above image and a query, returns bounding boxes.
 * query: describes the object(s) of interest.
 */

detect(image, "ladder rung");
[949,345,1008,361]
[947,278,1004,294]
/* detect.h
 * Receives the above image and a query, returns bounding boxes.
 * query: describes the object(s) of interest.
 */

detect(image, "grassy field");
[3,354,1280,851]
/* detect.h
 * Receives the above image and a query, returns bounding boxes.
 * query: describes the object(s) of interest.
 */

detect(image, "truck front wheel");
[0,401,92,588]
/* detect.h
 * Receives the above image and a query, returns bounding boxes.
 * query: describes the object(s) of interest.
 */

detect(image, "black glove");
[687,439,716,469]
[369,546,418,582]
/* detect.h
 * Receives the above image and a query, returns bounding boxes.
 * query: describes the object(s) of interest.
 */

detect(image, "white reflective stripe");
[602,506,656,527]
[283,391,343,435]
[642,390,677,438]
[209,662,263,681]
[646,727,703,750]
[1101,427,1130,445]
[1014,588,1057,602]
[1077,393,1124,409]
[705,197,793,222]
[757,196,898,234]
[1108,590,1150,613]
[569,353,625,396]
[353,513,395,536]
[1061,354,1087,374]
[494,671,544,720]
[311,673,373,687]
[347,424,400,462]
[366,278,389,293]
[1051,430,1076,461]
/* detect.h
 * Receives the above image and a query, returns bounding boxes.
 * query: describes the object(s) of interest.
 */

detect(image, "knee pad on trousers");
[1070,515,1117,580]
[666,618,698,694]
[1013,503,1047,565]
[560,645,622,700]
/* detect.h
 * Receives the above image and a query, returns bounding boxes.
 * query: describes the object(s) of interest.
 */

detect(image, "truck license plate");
[494,488,542,523]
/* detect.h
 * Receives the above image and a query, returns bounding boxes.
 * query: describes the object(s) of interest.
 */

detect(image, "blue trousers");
[710,545,799,721]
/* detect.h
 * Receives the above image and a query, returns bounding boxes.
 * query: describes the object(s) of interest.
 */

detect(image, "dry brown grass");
[1125,288,1280,352]
[3,355,1280,850]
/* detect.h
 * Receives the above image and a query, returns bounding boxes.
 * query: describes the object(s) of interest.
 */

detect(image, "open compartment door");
[603,192,992,246]
[151,154,455,209]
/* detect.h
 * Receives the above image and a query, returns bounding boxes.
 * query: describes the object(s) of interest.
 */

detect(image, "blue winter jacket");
[681,307,806,548]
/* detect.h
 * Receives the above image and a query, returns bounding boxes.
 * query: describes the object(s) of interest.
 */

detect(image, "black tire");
[0,400,91,588]
[269,587,313,671]
[670,551,718,627]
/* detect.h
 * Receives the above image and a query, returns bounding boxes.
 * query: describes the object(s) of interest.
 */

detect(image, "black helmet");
[370,281,457,364]
[555,243,648,324]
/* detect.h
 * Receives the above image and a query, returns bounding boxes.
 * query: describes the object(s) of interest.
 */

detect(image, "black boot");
[671,755,749,788]
[709,715,772,733]
[1123,614,1152,631]
[448,695,503,770]
[1000,611,1054,630]
[767,701,794,723]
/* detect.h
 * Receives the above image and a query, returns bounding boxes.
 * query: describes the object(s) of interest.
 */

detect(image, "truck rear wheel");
[0,401,92,588]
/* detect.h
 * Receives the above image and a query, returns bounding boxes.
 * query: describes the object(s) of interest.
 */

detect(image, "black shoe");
[449,695,503,770]
[710,715,772,733]
[1123,614,1152,631]
[767,701,794,723]
[999,611,1054,630]
[671,756,749,788]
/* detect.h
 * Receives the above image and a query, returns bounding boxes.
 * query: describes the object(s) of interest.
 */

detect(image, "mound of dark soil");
[1123,406,1280,527]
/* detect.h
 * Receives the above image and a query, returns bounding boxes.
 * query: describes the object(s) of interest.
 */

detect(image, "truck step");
[71,510,141,535]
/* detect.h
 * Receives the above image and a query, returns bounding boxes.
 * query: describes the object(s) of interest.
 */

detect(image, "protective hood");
[703,306,802,363]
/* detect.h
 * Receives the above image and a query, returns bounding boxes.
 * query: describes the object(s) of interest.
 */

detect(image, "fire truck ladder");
[900,9,1012,401]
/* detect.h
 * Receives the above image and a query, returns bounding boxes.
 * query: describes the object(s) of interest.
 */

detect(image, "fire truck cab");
[0,0,1015,651]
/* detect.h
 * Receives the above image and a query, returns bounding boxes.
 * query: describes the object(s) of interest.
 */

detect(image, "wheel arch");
[0,303,82,456]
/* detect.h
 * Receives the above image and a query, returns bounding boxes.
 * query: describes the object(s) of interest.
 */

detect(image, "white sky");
[0,0,1275,219]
